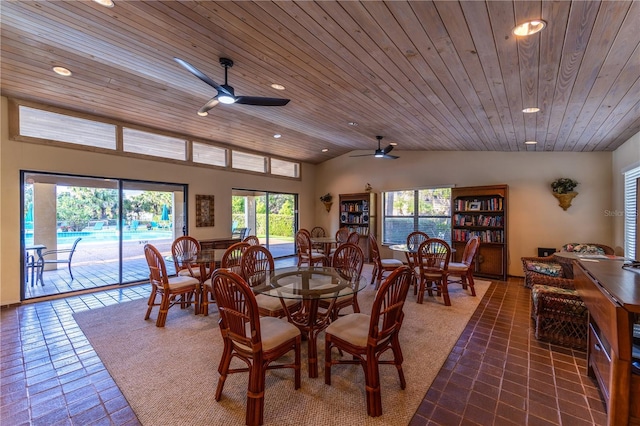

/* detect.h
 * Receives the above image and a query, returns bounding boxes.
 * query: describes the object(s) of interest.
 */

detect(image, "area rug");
[74,276,491,425]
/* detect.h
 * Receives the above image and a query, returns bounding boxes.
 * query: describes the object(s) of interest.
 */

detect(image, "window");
[624,166,640,260]
[270,158,299,178]
[382,188,451,244]
[193,142,227,167]
[19,106,116,149]
[232,151,267,173]
[13,102,300,179]
[123,128,186,160]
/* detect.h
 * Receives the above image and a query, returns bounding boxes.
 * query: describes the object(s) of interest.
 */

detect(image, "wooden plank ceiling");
[1,1,639,164]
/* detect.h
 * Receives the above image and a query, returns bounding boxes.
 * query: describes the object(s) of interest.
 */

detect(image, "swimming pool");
[25,230,174,246]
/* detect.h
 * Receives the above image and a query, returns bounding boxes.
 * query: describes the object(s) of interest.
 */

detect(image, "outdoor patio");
[24,240,296,300]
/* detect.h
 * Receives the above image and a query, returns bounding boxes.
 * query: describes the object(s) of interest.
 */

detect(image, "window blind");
[624,166,640,259]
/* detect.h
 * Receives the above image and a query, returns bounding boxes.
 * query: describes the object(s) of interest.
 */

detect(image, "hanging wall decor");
[195,194,215,227]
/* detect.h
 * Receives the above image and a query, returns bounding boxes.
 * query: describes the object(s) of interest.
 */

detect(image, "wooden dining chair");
[201,241,250,316]
[415,238,452,305]
[243,235,260,246]
[241,245,300,318]
[319,242,365,320]
[405,231,429,268]
[211,269,301,426]
[310,226,326,252]
[143,243,200,327]
[369,234,404,289]
[296,230,328,267]
[171,235,209,281]
[325,266,414,417]
[346,231,360,245]
[447,236,480,296]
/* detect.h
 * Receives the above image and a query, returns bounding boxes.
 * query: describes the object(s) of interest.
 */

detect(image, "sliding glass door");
[22,171,186,300]
[232,189,297,258]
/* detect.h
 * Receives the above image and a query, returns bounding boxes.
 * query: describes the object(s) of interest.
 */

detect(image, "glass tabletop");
[169,249,216,264]
[253,266,366,300]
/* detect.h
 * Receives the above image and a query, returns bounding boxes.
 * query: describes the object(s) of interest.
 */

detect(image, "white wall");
[315,149,616,277]
[612,132,640,253]
[0,97,316,305]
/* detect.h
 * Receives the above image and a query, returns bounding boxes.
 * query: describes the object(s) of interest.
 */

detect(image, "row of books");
[343,225,369,235]
[453,214,504,227]
[341,213,369,224]
[452,229,504,243]
[341,201,369,212]
[453,197,503,212]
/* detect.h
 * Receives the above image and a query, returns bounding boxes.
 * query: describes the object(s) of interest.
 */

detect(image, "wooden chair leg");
[145,289,157,320]
[364,357,382,417]
[441,277,451,306]
[215,340,233,401]
[246,363,266,426]
[156,293,170,327]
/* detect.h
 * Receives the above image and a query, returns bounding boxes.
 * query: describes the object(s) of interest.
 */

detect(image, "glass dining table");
[253,265,367,378]
[169,249,217,314]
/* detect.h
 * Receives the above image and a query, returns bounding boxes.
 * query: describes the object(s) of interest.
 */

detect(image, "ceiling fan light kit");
[174,57,290,114]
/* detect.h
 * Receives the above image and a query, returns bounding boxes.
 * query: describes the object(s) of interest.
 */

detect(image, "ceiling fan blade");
[382,144,395,154]
[198,97,219,115]
[349,153,374,157]
[174,57,226,93]
[235,96,290,106]
[382,154,399,159]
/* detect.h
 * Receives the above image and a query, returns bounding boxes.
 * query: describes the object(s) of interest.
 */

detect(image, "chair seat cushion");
[178,267,209,278]
[255,294,299,312]
[448,262,469,272]
[525,261,562,277]
[167,275,199,289]
[326,313,370,347]
[237,316,300,352]
[381,258,404,267]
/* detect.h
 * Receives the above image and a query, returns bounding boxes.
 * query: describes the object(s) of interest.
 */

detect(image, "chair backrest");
[335,227,349,244]
[310,226,326,238]
[232,227,250,240]
[460,236,480,266]
[406,231,429,251]
[241,245,275,288]
[296,230,313,256]
[243,235,260,246]
[369,266,413,342]
[368,234,382,267]
[211,269,262,352]
[221,242,251,275]
[171,236,201,272]
[417,238,451,272]
[68,237,82,260]
[346,231,360,245]
[298,228,311,238]
[331,243,364,282]
[144,243,169,289]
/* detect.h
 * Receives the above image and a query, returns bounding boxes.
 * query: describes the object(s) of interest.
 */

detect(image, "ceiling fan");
[174,57,290,115]
[350,136,399,159]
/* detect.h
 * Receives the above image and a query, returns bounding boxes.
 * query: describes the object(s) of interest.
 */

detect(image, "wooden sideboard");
[199,237,241,251]
[573,260,640,426]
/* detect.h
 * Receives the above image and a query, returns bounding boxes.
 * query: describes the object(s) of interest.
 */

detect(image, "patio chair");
[36,237,82,284]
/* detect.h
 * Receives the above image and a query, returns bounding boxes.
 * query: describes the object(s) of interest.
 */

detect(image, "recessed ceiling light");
[512,20,546,36]
[389,142,398,146]
[270,83,285,91]
[522,107,540,113]
[52,66,72,76]
[524,141,538,145]
[348,121,358,126]
[322,148,329,152]
[197,111,208,117]
[93,0,115,7]
[273,133,282,138]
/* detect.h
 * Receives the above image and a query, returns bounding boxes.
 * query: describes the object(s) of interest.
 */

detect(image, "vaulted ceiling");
[1,1,639,164]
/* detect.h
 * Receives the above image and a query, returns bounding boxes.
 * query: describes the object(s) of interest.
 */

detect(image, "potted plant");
[320,193,333,212]
[551,178,579,210]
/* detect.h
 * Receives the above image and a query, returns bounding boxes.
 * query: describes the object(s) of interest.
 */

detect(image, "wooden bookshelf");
[338,192,376,261]
[451,185,508,280]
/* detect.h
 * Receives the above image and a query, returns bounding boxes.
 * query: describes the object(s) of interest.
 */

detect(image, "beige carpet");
[74,272,490,425]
